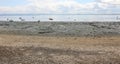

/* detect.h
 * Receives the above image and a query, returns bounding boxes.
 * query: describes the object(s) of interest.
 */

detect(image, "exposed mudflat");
[0,21,120,64]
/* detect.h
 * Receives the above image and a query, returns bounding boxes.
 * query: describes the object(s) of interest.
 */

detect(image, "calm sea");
[0,14,120,22]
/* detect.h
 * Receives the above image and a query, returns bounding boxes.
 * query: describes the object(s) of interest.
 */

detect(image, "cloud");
[27,0,96,13]
[93,0,120,13]
[0,0,97,14]
[0,0,120,14]
[99,0,120,5]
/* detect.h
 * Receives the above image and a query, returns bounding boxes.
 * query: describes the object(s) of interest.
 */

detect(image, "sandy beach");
[0,21,120,64]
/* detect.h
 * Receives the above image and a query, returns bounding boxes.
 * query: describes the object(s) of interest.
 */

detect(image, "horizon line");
[0,14,120,16]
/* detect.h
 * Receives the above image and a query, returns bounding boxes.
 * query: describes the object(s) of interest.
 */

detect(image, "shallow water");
[0,14,120,22]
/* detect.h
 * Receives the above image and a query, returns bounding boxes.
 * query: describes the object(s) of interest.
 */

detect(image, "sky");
[0,0,120,14]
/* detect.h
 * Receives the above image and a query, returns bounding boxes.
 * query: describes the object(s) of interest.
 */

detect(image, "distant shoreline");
[0,14,120,21]
[0,14,120,16]
[0,21,120,22]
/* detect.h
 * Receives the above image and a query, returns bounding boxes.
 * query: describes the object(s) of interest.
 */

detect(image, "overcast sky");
[0,0,120,14]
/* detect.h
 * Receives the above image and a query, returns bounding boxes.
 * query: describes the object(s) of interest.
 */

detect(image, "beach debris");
[7,18,9,21]
[19,17,25,21]
[37,20,40,23]
[21,19,25,21]
[9,19,14,22]
[49,18,53,20]
[19,17,22,20]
